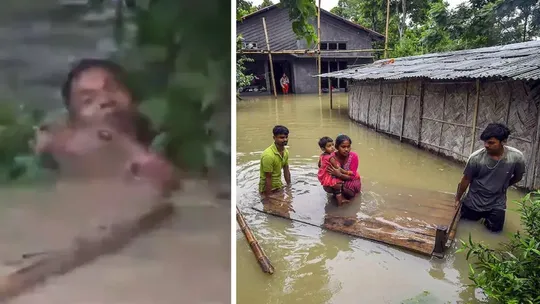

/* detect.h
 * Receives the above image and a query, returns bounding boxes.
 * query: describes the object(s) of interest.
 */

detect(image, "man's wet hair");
[60,58,156,146]
[318,136,333,149]
[480,123,511,142]
[335,134,352,147]
[61,58,128,107]
[273,125,289,136]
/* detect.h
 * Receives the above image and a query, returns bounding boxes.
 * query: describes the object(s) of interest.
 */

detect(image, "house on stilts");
[237,4,384,94]
[318,40,540,190]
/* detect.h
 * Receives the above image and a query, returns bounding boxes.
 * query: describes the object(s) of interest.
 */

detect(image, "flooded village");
[237,1,539,303]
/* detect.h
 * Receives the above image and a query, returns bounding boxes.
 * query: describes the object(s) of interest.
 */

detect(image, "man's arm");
[509,155,526,186]
[264,172,273,197]
[455,175,471,203]
[283,165,291,186]
[261,155,274,196]
[455,158,477,207]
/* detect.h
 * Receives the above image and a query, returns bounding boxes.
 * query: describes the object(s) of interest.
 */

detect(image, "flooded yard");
[236,93,525,304]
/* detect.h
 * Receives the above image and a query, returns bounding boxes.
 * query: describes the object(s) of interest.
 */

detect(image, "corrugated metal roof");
[316,40,540,81]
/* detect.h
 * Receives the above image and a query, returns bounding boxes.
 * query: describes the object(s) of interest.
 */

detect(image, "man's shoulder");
[467,148,486,163]
[261,145,275,158]
[505,146,525,162]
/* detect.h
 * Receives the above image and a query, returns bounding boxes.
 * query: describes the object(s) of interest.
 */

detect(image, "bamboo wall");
[348,79,540,190]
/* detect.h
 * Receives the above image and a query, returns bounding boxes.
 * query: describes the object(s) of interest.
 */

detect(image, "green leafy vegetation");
[0,0,231,183]
[457,191,540,304]
[331,0,540,58]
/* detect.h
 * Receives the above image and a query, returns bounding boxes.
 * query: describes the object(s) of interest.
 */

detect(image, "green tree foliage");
[0,0,231,183]
[330,0,540,58]
[457,192,540,303]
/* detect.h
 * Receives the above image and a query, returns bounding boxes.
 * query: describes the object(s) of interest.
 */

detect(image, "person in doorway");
[324,134,362,200]
[280,73,290,94]
[454,123,526,233]
[259,125,291,197]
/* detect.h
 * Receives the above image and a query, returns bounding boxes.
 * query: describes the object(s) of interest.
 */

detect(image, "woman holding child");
[317,134,361,205]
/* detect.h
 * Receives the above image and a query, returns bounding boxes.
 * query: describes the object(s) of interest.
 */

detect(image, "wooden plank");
[252,185,459,257]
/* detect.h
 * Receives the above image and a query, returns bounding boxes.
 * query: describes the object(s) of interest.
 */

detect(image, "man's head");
[61,59,135,124]
[272,125,289,147]
[480,123,510,155]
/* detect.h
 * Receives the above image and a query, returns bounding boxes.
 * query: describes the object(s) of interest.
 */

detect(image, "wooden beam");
[437,86,447,153]
[262,17,277,98]
[237,49,388,54]
[469,79,481,155]
[417,80,425,147]
[530,98,540,189]
[432,225,448,258]
[329,79,333,109]
[317,0,322,96]
[399,81,409,142]
[376,80,383,131]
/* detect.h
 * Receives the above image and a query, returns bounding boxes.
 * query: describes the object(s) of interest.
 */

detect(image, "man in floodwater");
[32,58,178,191]
[454,123,526,232]
[259,125,291,197]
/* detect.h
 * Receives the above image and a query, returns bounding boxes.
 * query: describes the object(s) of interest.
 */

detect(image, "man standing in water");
[454,123,526,232]
[259,125,291,197]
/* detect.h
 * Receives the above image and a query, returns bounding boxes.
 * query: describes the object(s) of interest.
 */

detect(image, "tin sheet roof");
[316,40,540,81]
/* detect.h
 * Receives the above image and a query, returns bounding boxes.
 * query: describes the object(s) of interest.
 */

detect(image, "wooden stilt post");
[399,80,408,142]
[262,17,277,98]
[432,225,448,258]
[384,0,390,58]
[317,0,322,96]
[329,78,333,109]
[469,79,481,155]
[417,80,425,147]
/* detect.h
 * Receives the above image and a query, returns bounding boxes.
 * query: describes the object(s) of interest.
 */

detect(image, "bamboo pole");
[236,206,274,274]
[530,106,540,189]
[417,80,425,147]
[262,17,277,98]
[437,86,447,151]
[469,79,481,155]
[329,79,333,109]
[317,0,322,96]
[399,81,408,142]
[384,0,391,58]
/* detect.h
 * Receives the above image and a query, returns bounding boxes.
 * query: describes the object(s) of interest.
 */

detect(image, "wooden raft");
[252,185,460,257]
[0,181,174,301]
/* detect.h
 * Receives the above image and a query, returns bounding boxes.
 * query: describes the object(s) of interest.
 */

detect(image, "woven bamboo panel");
[440,84,470,160]
[347,79,540,190]
[472,82,509,151]
[348,83,362,121]
[507,81,539,188]
[462,83,477,159]
[379,83,393,132]
[420,83,446,150]
[368,84,382,128]
[389,82,406,136]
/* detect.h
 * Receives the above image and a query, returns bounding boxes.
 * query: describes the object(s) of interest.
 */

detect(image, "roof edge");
[238,4,385,41]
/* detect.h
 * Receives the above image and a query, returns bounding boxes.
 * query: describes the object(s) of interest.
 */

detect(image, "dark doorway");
[270,61,293,94]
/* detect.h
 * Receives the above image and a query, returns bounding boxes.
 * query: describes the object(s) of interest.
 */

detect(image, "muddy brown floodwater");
[2,179,231,304]
[236,93,525,304]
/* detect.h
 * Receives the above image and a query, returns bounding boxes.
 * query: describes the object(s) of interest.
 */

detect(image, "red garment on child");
[317,153,343,187]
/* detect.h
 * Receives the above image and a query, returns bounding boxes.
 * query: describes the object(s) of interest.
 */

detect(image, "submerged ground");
[236,93,524,304]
